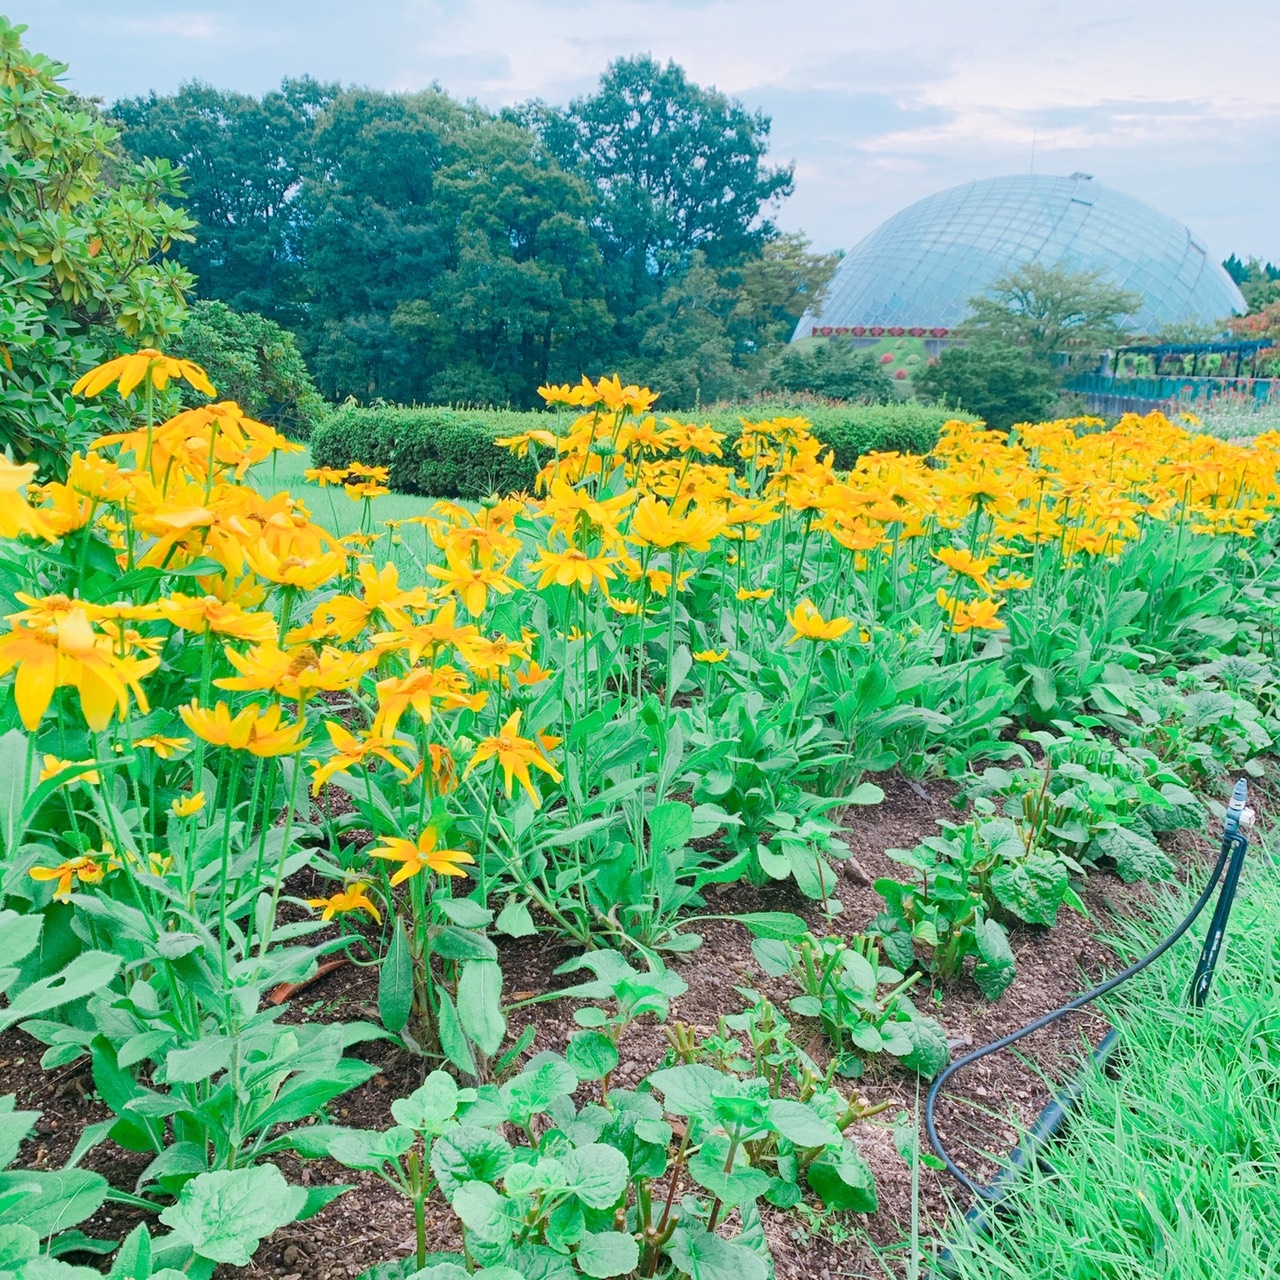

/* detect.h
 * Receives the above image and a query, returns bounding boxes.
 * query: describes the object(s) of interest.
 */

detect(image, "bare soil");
[2,772,1230,1280]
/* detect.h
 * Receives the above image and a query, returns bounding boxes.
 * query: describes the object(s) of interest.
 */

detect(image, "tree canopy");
[958,262,1141,362]
[113,58,826,409]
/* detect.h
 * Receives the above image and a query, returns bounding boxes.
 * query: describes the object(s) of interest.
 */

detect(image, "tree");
[771,341,893,403]
[112,78,335,321]
[527,56,794,305]
[958,263,1141,362]
[914,345,1059,432]
[0,17,194,475]
[168,301,326,438]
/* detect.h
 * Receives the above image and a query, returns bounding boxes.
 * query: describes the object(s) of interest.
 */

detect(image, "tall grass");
[938,847,1280,1279]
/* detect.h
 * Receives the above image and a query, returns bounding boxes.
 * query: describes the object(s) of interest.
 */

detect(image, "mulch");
[1,772,1233,1280]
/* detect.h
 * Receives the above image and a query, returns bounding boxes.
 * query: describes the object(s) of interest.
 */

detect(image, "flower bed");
[1,357,1278,1279]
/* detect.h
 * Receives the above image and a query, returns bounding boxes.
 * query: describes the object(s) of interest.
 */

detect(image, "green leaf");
[806,1141,878,1213]
[648,802,692,856]
[158,1166,307,1266]
[845,782,885,806]
[0,1169,108,1236]
[566,1031,618,1083]
[435,988,478,1077]
[1088,826,1173,883]
[766,1099,841,1149]
[666,1225,768,1280]
[450,1182,511,1246]
[391,1070,463,1135]
[646,1065,724,1119]
[379,922,413,1035]
[165,1036,231,1084]
[687,1149,771,1208]
[755,843,791,880]
[458,961,506,1058]
[435,899,493,929]
[575,1231,639,1279]
[973,918,1016,1001]
[0,952,120,1032]
[430,1126,513,1200]
[0,912,42,973]
[561,1144,628,1209]
[0,1224,39,1266]
[889,1016,950,1080]
[328,1127,415,1171]
[499,1055,577,1125]
[495,899,536,939]
[735,912,808,940]
[0,1101,38,1169]
[106,1224,150,1280]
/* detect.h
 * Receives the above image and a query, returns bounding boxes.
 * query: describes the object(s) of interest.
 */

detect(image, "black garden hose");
[925,778,1251,1204]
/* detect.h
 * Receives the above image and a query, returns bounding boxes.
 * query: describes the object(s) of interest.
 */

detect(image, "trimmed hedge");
[310,401,963,499]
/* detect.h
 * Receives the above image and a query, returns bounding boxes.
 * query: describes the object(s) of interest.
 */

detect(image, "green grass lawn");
[936,845,1280,1279]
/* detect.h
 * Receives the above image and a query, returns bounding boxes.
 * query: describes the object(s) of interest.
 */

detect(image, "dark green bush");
[310,401,962,498]
[311,406,540,497]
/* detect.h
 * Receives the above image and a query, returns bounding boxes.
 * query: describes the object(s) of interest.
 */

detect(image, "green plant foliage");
[0,17,194,477]
[750,932,950,1078]
[914,343,1060,432]
[168,301,326,439]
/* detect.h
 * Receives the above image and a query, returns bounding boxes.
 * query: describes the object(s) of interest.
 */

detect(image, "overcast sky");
[17,0,1280,261]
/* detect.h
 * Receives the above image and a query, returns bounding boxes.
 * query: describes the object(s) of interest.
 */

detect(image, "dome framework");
[796,174,1246,340]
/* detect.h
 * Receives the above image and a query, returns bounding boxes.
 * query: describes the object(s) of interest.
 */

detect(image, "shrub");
[311,405,541,497]
[914,343,1060,431]
[311,401,959,497]
[770,341,895,403]
[0,17,194,477]
[169,301,327,440]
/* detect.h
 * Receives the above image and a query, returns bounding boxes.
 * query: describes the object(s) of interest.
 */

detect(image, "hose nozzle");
[1224,778,1249,840]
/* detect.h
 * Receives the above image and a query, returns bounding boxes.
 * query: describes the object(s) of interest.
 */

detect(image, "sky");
[16,0,1280,262]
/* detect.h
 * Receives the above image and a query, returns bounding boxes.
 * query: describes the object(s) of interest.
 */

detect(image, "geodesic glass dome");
[795,174,1246,340]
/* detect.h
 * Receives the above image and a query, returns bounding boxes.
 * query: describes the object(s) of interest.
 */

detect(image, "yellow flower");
[309,720,415,794]
[369,828,474,884]
[0,608,158,732]
[133,734,191,759]
[934,546,997,586]
[215,641,376,701]
[514,661,554,686]
[607,598,641,615]
[304,466,350,487]
[172,791,206,817]
[29,854,109,901]
[39,755,100,786]
[72,348,216,399]
[786,599,853,645]
[628,496,726,551]
[159,594,278,642]
[306,882,382,923]
[0,459,56,542]
[525,545,617,593]
[463,709,563,807]
[693,649,729,663]
[372,665,487,737]
[426,548,522,616]
[936,589,1004,634]
[178,700,310,757]
[243,539,346,592]
[735,587,774,602]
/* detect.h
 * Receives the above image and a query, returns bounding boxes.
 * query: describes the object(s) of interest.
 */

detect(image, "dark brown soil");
[2,772,1231,1280]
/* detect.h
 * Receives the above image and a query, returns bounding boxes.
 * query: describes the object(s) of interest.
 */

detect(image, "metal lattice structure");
[796,174,1247,340]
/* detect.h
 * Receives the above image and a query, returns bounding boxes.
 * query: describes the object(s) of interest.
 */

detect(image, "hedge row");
[309,401,962,499]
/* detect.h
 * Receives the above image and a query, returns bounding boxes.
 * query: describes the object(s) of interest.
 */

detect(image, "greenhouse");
[796,172,1247,338]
